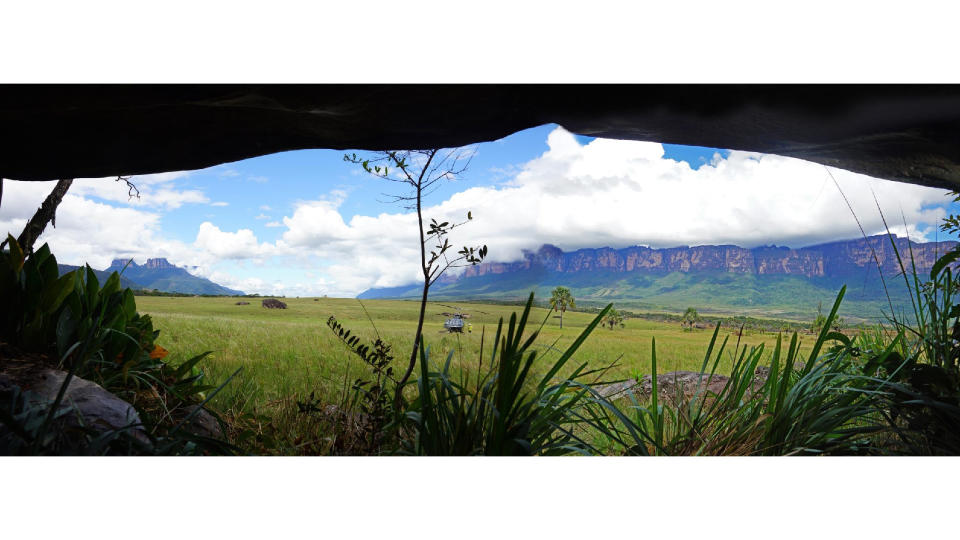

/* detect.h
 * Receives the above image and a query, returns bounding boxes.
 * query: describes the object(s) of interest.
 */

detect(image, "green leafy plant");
[298,316,399,454]
[583,287,888,455]
[855,216,960,454]
[402,293,612,455]
[0,237,237,455]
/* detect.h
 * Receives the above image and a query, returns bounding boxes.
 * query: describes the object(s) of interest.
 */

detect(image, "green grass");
[369,269,905,321]
[137,296,816,418]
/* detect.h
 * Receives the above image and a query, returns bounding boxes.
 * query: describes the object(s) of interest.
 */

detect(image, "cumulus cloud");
[193,222,277,261]
[211,201,229,207]
[270,126,953,296]
[0,179,187,269]
[69,171,209,210]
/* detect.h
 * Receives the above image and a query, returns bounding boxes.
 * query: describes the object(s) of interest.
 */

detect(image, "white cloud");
[0,179,187,269]
[69,172,209,210]
[255,213,271,220]
[193,222,276,261]
[259,205,272,211]
[249,175,269,183]
[211,201,229,207]
[264,221,283,228]
[268,126,952,296]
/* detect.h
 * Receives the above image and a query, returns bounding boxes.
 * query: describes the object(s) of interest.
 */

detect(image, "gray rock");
[180,405,226,439]
[28,369,150,444]
[596,371,733,404]
[595,379,638,400]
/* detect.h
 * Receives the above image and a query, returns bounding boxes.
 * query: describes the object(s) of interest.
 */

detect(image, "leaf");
[40,272,76,314]
[84,265,100,308]
[7,235,25,273]
[931,249,960,280]
[174,351,214,379]
[56,306,78,357]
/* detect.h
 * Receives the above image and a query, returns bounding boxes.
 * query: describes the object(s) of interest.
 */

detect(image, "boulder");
[596,371,731,404]
[24,369,150,445]
[596,364,813,405]
[178,405,226,439]
[262,298,287,309]
[235,301,250,305]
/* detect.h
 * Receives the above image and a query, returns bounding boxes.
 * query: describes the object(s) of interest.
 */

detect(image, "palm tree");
[681,307,701,330]
[549,286,576,329]
[604,308,624,330]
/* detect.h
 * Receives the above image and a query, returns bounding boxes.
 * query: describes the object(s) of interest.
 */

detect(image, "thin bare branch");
[116,175,140,200]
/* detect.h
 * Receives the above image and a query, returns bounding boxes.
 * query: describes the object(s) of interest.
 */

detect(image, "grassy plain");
[137,296,817,417]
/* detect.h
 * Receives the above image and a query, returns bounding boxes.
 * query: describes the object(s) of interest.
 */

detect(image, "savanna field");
[140,296,816,417]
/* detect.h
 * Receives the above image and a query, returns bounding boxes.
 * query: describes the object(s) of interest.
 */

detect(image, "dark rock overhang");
[2,84,960,190]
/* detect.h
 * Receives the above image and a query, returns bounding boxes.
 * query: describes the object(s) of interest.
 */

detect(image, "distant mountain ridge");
[57,264,142,290]
[105,258,244,296]
[444,235,954,281]
[359,235,958,320]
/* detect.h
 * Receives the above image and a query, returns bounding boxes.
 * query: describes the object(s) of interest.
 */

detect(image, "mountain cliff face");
[447,235,955,281]
[361,235,958,319]
[106,258,243,295]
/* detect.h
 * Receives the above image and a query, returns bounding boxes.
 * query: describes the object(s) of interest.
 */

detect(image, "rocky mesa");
[450,235,956,281]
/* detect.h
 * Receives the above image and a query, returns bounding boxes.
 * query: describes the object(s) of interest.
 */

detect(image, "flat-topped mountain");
[90,257,244,296]
[111,257,179,271]
[448,235,954,280]
[360,235,958,320]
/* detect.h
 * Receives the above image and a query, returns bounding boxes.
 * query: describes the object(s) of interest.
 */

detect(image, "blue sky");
[150,126,731,246]
[2,124,956,297]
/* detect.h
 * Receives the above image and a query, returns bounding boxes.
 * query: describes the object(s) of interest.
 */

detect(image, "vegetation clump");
[0,237,237,455]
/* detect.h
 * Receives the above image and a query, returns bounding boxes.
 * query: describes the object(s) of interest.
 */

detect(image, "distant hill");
[359,235,958,321]
[57,264,143,290]
[57,258,243,296]
[104,258,244,296]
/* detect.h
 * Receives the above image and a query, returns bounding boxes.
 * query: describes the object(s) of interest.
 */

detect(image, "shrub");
[0,237,238,455]
[401,293,611,455]
[856,227,960,454]
[262,298,287,309]
[583,287,889,456]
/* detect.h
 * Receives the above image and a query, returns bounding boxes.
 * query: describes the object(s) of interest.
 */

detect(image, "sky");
[2,123,957,298]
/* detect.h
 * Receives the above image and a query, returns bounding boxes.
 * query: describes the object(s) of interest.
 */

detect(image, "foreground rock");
[0,369,151,449]
[595,363,812,404]
[29,370,151,444]
[262,298,287,309]
[596,371,732,403]
[177,405,226,439]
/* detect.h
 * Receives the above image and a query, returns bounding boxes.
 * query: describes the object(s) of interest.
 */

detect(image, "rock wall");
[453,235,957,281]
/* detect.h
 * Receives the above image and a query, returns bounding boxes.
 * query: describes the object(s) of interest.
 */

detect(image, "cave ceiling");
[2,85,960,191]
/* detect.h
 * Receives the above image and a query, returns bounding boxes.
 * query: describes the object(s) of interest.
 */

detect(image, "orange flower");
[150,345,169,360]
